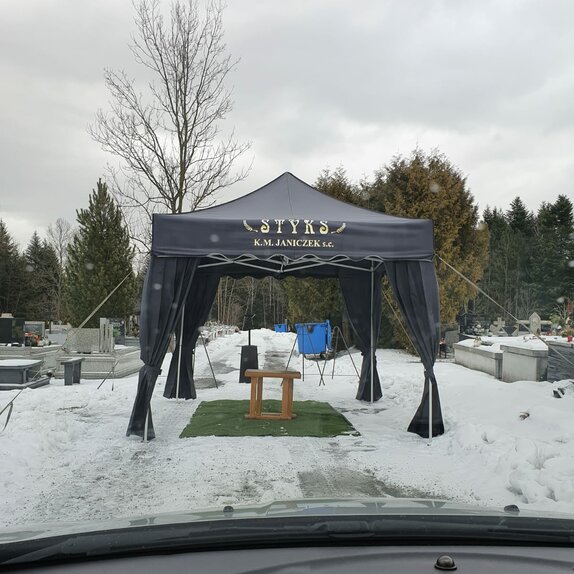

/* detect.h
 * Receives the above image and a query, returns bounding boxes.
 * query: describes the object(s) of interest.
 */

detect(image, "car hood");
[1,497,572,544]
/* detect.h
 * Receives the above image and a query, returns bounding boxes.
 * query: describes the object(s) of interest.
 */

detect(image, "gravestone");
[99,318,114,353]
[529,312,541,335]
[547,341,574,382]
[489,317,507,336]
[444,330,459,348]
[24,321,46,338]
[109,318,126,346]
[68,329,100,353]
[0,318,12,344]
[0,316,25,345]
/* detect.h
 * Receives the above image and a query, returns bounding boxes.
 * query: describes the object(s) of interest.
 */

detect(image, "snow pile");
[1,328,574,528]
[457,335,565,352]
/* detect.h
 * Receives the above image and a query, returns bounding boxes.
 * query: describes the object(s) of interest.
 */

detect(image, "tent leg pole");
[176,304,185,402]
[371,262,375,404]
[428,377,433,446]
[143,407,150,443]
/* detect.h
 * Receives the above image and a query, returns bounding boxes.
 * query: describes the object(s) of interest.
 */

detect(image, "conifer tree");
[503,197,536,316]
[531,195,574,316]
[65,179,137,327]
[368,149,489,329]
[479,207,513,318]
[0,220,26,315]
[20,232,61,322]
[507,197,535,236]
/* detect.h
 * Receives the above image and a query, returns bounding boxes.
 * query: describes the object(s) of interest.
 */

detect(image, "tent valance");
[152,172,434,261]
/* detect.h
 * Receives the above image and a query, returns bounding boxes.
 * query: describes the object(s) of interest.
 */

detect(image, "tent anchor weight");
[239,314,258,384]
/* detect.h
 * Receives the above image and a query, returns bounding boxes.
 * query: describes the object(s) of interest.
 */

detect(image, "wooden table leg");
[281,378,294,419]
[249,376,257,418]
[255,377,263,417]
[281,377,288,418]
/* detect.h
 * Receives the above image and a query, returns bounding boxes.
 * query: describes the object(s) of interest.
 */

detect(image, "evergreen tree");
[20,232,61,322]
[0,220,26,315]
[368,149,489,330]
[315,166,366,205]
[65,179,137,327]
[531,195,574,316]
[503,197,535,316]
[507,197,535,237]
[478,206,513,319]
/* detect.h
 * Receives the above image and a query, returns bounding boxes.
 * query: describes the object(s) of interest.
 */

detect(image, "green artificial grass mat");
[180,399,358,438]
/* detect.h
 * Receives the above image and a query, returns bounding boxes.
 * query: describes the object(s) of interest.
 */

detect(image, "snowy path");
[2,329,574,528]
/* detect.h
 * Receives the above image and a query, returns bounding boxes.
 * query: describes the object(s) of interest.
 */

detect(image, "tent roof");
[152,172,434,262]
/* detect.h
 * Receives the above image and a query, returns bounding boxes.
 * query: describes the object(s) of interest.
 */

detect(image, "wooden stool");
[244,369,301,420]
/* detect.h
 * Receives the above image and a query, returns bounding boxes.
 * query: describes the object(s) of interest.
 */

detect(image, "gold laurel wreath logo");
[243,220,258,233]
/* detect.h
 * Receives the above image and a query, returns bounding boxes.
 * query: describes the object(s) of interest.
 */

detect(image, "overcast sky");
[1,0,573,248]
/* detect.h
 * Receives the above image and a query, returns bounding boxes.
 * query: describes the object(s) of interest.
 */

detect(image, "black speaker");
[239,345,258,383]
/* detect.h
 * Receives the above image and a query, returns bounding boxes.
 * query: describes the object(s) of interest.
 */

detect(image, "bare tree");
[89,0,250,251]
[47,217,73,267]
[47,218,74,321]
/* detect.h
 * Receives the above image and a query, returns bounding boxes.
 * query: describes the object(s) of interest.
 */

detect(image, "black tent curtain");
[126,173,446,441]
[339,266,384,402]
[126,256,197,439]
[384,260,444,438]
[163,274,221,399]
[128,258,445,440]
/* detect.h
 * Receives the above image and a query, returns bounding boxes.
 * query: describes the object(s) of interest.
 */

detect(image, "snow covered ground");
[1,328,574,528]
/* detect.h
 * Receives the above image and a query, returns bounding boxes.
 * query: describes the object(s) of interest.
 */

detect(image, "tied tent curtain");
[339,267,384,402]
[164,274,220,399]
[384,260,444,438]
[127,256,198,439]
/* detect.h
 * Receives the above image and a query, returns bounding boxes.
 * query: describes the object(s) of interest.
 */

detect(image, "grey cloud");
[1,0,574,246]
[227,0,574,133]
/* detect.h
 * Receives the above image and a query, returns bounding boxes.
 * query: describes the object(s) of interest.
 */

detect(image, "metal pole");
[285,334,297,371]
[330,327,340,379]
[97,359,119,390]
[428,376,433,446]
[176,304,185,402]
[143,408,150,443]
[340,327,360,377]
[202,335,218,389]
[371,261,375,404]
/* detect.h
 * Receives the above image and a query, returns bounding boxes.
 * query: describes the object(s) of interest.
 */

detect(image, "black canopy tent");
[127,172,445,440]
